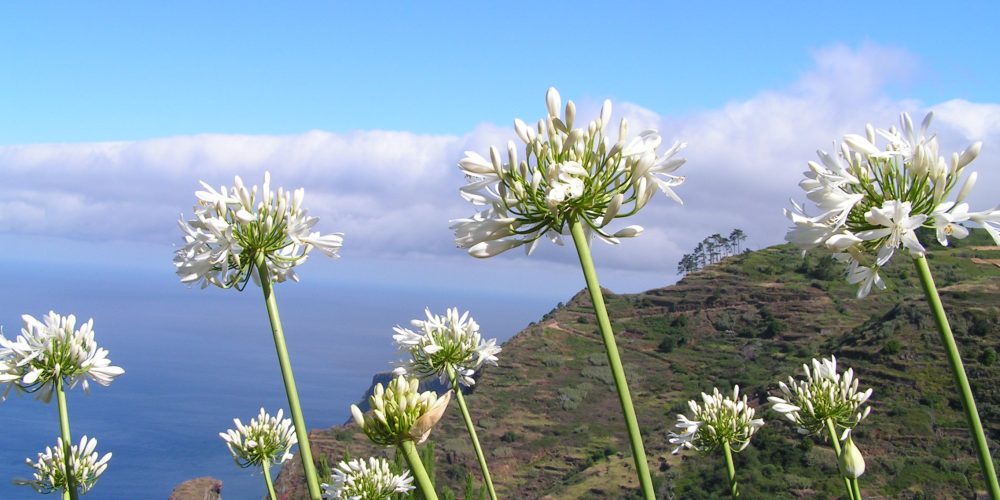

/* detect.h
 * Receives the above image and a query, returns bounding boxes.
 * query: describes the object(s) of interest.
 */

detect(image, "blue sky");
[1,1,999,296]
[4,2,998,143]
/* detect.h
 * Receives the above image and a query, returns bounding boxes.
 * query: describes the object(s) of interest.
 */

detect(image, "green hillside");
[278,230,1000,499]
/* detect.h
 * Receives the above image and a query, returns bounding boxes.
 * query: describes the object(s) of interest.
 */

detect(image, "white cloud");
[1,43,998,293]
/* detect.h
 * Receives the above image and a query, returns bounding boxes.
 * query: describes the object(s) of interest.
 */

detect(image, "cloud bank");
[1,43,998,289]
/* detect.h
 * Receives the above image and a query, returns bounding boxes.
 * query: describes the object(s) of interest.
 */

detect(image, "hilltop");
[277,230,1000,498]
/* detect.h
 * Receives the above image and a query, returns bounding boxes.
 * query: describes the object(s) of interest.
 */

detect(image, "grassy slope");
[277,230,1000,499]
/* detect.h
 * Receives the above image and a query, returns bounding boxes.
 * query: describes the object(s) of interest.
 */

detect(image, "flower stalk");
[399,440,438,500]
[55,379,78,500]
[825,418,858,500]
[721,441,739,497]
[570,219,654,499]
[447,365,497,500]
[914,255,999,497]
[256,255,322,500]
[262,458,277,500]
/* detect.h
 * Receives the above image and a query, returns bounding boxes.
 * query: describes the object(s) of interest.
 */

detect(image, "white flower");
[768,356,872,440]
[174,171,344,289]
[0,312,124,402]
[18,435,111,495]
[321,456,414,500]
[845,260,885,299]
[451,87,686,258]
[351,375,451,446]
[856,200,927,265]
[669,385,764,454]
[393,308,501,387]
[932,202,971,246]
[785,112,993,297]
[219,408,297,468]
[969,206,1000,246]
[784,200,843,250]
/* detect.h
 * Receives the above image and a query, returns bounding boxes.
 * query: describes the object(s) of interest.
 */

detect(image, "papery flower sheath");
[351,375,451,446]
[220,408,298,468]
[321,456,415,500]
[174,171,344,288]
[669,385,764,455]
[768,356,872,440]
[392,308,501,386]
[0,312,124,402]
[18,436,111,495]
[451,87,687,257]
[785,112,995,297]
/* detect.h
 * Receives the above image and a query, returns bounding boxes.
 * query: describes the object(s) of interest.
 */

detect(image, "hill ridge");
[278,231,1000,498]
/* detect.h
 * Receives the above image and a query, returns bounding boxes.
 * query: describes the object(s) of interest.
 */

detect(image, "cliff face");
[278,232,1000,498]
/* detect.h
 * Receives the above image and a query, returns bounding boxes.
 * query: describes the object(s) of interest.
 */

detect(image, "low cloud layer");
[2,43,998,286]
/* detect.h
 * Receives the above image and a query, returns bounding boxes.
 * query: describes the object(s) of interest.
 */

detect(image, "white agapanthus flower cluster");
[219,408,297,468]
[351,375,451,446]
[174,171,344,289]
[0,312,124,402]
[20,436,111,495]
[785,112,998,298]
[321,456,414,500]
[392,308,501,387]
[451,87,687,258]
[669,385,764,455]
[768,356,872,440]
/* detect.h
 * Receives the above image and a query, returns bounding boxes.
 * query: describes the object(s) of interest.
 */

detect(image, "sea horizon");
[0,258,560,499]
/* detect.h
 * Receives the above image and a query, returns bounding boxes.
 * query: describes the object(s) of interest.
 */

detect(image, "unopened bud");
[546,87,561,118]
[955,171,977,204]
[565,100,576,129]
[839,435,865,479]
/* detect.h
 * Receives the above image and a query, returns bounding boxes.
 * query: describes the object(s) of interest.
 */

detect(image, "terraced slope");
[278,230,1000,499]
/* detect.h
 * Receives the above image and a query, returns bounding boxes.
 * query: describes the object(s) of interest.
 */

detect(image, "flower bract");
[767,356,872,440]
[669,385,764,454]
[321,456,414,500]
[351,375,451,446]
[392,308,501,386]
[451,87,687,257]
[174,171,344,289]
[839,432,866,479]
[219,407,297,468]
[0,312,124,402]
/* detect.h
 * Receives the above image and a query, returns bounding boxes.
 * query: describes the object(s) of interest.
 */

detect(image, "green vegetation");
[277,230,1000,498]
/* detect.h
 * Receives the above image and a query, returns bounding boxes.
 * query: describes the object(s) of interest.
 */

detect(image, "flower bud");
[546,87,561,118]
[958,141,982,170]
[839,435,865,479]
[489,146,503,173]
[514,118,531,144]
[843,134,880,156]
[565,100,576,129]
[600,99,612,130]
[955,171,977,204]
[613,225,643,238]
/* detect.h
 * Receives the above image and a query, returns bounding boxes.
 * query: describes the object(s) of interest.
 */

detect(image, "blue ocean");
[0,258,557,499]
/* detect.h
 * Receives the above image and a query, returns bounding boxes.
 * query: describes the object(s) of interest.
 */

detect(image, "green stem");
[569,220,655,500]
[851,477,862,500]
[825,418,855,500]
[55,379,79,500]
[400,440,438,500]
[914,256,1000,498]
[722,441,739,497]
[262,458,278,500]
[447,367,498,500]
[255,256,323,500]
